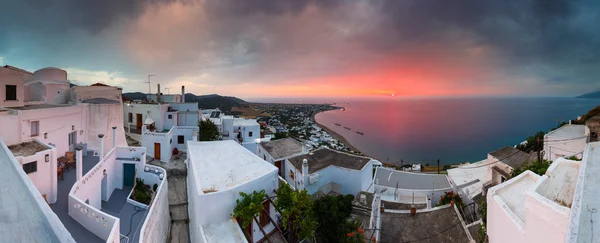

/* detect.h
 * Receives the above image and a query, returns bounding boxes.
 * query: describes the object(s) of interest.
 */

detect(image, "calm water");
[313,97,599,165]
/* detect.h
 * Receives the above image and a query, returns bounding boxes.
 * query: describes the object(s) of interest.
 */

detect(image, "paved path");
[149,153,190,243]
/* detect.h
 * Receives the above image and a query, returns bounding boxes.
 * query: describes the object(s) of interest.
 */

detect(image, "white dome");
[34,67,67,81]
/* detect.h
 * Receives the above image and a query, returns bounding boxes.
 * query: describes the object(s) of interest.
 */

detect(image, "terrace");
[50,147,167,243]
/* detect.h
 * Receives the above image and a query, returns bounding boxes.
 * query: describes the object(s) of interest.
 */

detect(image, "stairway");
[148,155,190,243]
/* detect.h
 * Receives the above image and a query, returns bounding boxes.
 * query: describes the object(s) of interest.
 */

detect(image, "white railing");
[69,148,120,242]
[369,194,382,242]
[138,165,169,243]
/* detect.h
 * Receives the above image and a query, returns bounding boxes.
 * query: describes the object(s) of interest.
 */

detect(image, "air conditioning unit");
[309,173,319,184]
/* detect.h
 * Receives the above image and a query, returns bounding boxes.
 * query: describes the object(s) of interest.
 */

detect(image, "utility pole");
[437,159,440,174]
[145,74,155,93]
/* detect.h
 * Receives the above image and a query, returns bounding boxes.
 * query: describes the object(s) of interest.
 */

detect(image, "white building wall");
[123,103,169,132]
[142,131,172,162]
[0,67,27,107]
[187,157,279,243]
[43,83,70,104]
[86,103,128,155]
[20,105,86,156]
[14,145,57,203]
[164,111,177,130]
[139,165,170,243]
[0,114,21,145]
[544,135,588,161]
[487,193,526,243]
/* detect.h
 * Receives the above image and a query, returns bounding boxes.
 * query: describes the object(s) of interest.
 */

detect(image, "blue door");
[123,164,135,187]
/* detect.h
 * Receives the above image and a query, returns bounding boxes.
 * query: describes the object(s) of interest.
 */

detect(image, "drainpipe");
[75,145,83,181]
[112,126,117,149]
[98,134,104,159]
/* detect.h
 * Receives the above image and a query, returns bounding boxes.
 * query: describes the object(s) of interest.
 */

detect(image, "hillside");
[122,92,248,112]
[577,90,600,99]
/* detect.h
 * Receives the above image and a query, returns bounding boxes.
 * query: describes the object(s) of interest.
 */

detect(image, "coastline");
[312,110,367,157]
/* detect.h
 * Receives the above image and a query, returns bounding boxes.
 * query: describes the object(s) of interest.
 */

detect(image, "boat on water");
[344,127,351,130]
[356,131,364,135]
[334,123,341,126]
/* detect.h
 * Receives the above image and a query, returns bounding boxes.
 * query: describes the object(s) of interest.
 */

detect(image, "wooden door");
[154,143,161,160]
[136,114,143,129]
[274,161,282,177]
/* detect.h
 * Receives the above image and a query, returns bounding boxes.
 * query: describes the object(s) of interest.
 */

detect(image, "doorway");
[68,131,77,151]
[274,161,283,177]
[154,143,161,160]
[123,164,135,187]
[136,113,143,129]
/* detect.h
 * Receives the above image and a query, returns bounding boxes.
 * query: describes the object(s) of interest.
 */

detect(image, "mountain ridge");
[122,92,248,111]
[577,90,600,99]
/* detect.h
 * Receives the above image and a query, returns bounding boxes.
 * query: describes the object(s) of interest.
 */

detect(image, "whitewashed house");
[487,157,581,243]
[284,148,375,196]
[205,109,262,154]
[124,85,200,162]
[258,137,307,177]
[0,65,127,203]
[447,146,535,204]
[544,124,589,161]
[186,140,283,243]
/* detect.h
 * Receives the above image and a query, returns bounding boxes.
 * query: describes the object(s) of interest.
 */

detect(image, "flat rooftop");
[379,206,470,243]
[288,148,371,174]
[535,158,579,207]
[187,140,277,193]
[233,118,259,126]
[546,124,587,139]
[8,141,51,157]
[202,220,247,243]
[9,104,74,110]
[375,167,452,190]
[260,138,303,160]
[496,172,539,222]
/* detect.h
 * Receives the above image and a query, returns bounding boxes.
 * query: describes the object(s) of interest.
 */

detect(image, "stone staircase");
[148,154,190,243]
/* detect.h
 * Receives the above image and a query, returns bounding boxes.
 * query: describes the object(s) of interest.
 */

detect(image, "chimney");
[569,120,572,125]
[75,145,83,181]
[302,158,309,188]
[302,142,308,154]
[192,129,198,141]
[181,86,185,103]
[112,126,117,148]
[98,134,105,159]
[157,84,161,103]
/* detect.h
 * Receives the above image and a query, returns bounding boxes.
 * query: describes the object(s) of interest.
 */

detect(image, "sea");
[255,97,599,165]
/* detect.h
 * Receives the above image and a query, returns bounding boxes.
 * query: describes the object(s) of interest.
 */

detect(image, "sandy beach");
[312,110,367,156]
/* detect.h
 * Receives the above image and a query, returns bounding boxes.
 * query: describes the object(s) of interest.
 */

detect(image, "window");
[5,85,17,101]
[178,135,185,144]
[259,200,270,227]
[23,161,37,174]
[31,121,39,137]
[289,170,295,180]
[128,113,133,123]
[249,131,253,137]
[168,114,173,119]
[501,176,506,183]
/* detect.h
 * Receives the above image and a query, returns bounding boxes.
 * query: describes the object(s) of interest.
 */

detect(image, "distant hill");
[577,90,600,99]
[122,92,248,111]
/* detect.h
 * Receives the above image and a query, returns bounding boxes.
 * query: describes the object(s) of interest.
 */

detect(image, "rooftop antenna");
[145,75,155,93]
[164,87,171,94]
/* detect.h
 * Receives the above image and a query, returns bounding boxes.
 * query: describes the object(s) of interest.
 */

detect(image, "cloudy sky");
[1,0,599,99]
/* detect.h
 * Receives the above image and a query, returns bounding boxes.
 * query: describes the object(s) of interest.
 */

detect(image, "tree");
[511,160,551,178]
[516,131,545,153]
[273,132,289,140]
[232,190,267,228]
[313,194,355,243]
[275,183,317,242]
[198,119,220,141]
